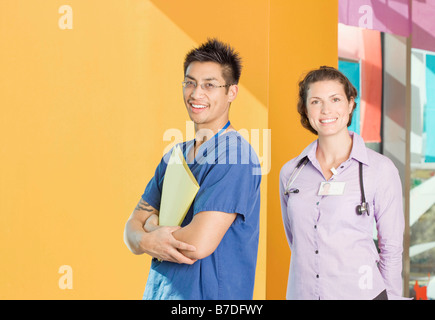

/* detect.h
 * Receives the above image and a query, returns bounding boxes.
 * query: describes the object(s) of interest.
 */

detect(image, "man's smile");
[191,104,208,109]
[188,100,210,113]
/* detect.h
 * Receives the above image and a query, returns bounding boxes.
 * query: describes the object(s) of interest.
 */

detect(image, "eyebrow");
[184,75,196,81]
[203,77,218,81]
[184,74,218,82]
[309,93,342,99]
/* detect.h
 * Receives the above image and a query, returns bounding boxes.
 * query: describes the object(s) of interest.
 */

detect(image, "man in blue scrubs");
[124,39,261,299]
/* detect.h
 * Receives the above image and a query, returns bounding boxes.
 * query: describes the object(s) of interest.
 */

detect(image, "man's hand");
[139,224,197,264]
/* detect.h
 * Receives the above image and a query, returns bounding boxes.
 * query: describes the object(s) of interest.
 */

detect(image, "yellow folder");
[158,145,200,226]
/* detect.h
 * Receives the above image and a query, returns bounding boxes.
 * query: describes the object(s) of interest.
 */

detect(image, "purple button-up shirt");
[279,132,405,300]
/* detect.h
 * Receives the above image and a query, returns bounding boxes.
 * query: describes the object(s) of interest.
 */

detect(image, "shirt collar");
[303,131,369,166]
[348,131,369,165]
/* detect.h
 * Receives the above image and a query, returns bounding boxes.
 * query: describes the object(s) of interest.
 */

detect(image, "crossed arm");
[124,198,237,264]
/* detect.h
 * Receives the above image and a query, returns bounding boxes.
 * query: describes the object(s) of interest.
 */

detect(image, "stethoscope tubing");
[283,156,369,216]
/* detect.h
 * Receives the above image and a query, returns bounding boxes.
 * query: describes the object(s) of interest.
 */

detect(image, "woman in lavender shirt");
[279,66,405,300]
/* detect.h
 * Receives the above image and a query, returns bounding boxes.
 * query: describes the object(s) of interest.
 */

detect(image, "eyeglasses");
[182,81,233,92]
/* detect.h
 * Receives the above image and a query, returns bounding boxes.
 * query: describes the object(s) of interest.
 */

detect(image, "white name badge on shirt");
[318,181,346,196]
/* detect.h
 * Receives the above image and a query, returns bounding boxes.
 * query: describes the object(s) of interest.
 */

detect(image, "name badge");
[318,181,346,196]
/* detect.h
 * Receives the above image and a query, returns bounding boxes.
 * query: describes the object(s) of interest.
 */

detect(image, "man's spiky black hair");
[183,38,242,85]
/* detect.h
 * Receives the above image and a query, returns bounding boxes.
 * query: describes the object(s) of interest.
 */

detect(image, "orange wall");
[267,0,338,299]
[0,0,338,299]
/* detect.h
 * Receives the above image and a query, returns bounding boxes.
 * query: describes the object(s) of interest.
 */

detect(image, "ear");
[227,84,238,103]
[348,97,355,114]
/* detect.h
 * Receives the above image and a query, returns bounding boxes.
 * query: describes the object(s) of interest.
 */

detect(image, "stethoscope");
[284,156,369,216]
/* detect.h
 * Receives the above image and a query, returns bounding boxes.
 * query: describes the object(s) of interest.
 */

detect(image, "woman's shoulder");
[280,154,308,182]
[280,139,317,177]
[365,147,399,174]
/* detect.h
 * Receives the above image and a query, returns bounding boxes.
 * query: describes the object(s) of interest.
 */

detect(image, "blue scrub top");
[141,131,261,300]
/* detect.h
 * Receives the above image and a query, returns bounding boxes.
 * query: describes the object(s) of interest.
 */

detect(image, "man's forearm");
[124,199,157,255]
[125,208,197,264]
[172,211,237,260]
[124,219,148,255]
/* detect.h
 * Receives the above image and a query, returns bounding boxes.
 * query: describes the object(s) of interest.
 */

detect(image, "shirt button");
[314,225,317,229]
[316,202,320,205]
[316,274,319,278]
[315,250,319,254]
